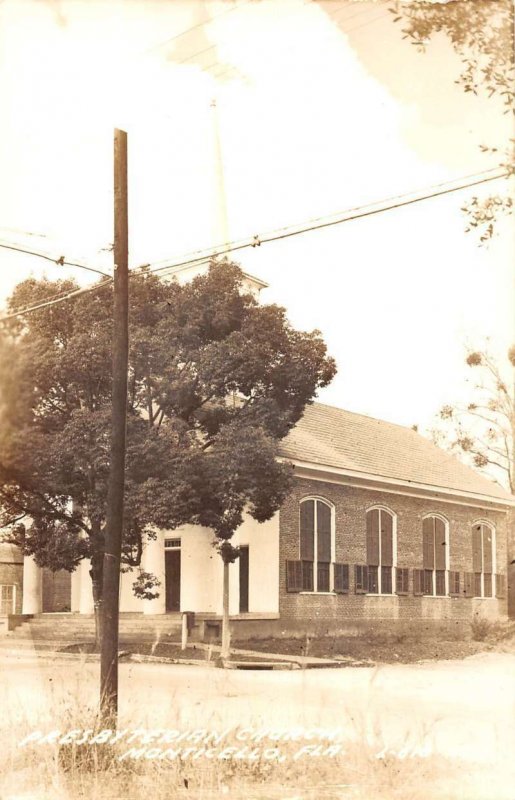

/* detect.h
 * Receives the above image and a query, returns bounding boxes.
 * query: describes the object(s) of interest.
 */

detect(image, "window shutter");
[380,512,393,567]
[302,561,314,592]
[317,502,331,563]
[496,574,506,598]
[366,510,380,566]
[434,518,446,570]
[413,569,423,596]
[423,570,433,595]
[483,526,493,573]
[422,517,435,569]
[355,564,368,594]
[396,567,409,594]
[449,571,460,596]
[300,500,314,560]
[472,525,482,572]
[286,561,303,592]
[464,572,474,597]
[334,563,349,593]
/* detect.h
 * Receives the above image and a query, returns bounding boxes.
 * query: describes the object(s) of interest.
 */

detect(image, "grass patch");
[232,632,495,664]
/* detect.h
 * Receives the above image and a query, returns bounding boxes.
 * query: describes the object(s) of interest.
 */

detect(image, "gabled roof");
[280,403,514,504]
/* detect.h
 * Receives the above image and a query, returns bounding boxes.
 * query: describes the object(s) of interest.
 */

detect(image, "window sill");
[299,591,337,596]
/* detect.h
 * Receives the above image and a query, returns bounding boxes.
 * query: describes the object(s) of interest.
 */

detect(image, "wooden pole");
[100,128,129,722]
[221,560,230,660]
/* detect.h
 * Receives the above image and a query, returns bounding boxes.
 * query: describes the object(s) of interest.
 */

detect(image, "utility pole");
[100,128,129,722]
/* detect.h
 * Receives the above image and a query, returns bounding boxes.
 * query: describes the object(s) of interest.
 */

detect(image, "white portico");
[20,512,280,617]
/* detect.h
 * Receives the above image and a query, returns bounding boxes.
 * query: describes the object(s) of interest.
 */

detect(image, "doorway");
[239,546,249,613]
[165,541,181,612]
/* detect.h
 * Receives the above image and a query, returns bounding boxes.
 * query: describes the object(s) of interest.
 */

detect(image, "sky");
[0,0,513,431]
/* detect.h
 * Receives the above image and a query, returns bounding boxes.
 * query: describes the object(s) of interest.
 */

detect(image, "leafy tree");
[0,261,336,646]
[430,345,514,493]
[389,0,514,242]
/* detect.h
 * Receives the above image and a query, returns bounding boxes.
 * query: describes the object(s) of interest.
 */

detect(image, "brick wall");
[277,476,508,635]
[42,568,72,612]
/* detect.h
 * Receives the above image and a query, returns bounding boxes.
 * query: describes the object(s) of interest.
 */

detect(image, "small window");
[0,585,15,615]
[164,538,181,549]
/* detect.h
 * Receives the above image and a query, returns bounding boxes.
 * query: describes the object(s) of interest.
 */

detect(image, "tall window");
[299,498,333,592]
[422,515,448,596]
[472,523,495,598]
[366,508,395,594]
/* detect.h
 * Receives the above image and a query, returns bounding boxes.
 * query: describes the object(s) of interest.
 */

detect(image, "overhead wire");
[0,167,508,323]
[0,240,111,277]
[142,167,509,277]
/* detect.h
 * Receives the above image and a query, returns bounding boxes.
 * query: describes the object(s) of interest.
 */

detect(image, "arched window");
[299,498,333,592]
[422,515,448,596]
[286,497,347,594]
[365,507,395,594]
[472,522,495,598]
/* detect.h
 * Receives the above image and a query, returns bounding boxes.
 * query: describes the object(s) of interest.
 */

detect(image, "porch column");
[142,535,166,614]
[78,558,94,614]
[22,555,42,614]
[70,567,81,612]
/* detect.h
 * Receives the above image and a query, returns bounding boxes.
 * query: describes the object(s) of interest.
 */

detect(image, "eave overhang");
[278,457,515,511]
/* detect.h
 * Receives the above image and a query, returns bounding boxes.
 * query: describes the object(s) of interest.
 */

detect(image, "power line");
[0,278,113,322]
[0,240,111,277]
[143,167,509,276]
[141,0,248,58]
[0,167,508,322]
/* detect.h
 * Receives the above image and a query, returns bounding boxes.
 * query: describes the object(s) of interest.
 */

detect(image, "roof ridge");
[311,401,420,434]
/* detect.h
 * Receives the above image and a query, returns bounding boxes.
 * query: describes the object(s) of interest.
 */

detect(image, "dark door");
[165,550,181,612]
[239,546,249,613]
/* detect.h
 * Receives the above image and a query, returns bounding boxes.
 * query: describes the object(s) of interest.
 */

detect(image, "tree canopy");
[430,345,514,494]
[390,0,514,243]
[0,261,336,605]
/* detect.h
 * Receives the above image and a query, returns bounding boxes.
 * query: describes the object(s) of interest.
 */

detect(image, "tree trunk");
[221,559,231,660]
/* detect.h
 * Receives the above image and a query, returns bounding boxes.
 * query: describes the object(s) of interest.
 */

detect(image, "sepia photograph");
[0,1,513,798]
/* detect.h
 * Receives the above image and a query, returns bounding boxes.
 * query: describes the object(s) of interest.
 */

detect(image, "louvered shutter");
[483,526,493,573]
[317,502,331,563]
[286,561,303,592]
[496,574,506,598]
[366,510,380,566]
[434,518,446,570]
[334,563,349,593]
[413,569,423,596]
[396,567,409,594]
[302,560,314,592]
[464,572,475,597]
[422,517,435,569]
[355,564,368,593]
[472,525,482,572]
[380,512,393,567]
[300,500,314,560]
